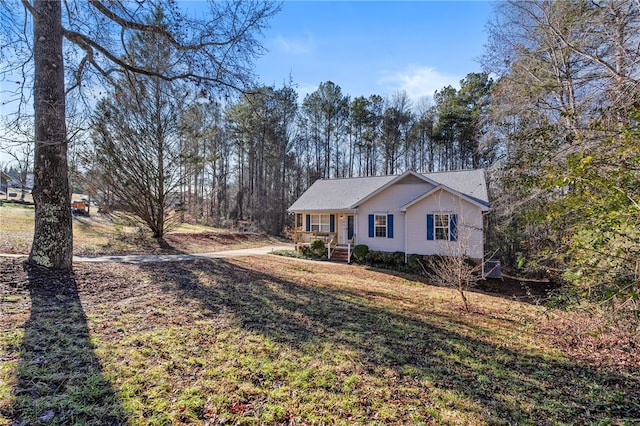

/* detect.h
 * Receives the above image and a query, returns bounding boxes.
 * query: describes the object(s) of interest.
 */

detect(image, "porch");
[290,212,357,262]
[292,231,356,263]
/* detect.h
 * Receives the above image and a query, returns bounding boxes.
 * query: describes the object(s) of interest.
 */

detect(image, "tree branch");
[62,28,246,92]
[19,0,36,18]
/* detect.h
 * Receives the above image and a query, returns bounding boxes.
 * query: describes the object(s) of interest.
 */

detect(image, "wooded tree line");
[483,0,640,304]
[85,72,493,237]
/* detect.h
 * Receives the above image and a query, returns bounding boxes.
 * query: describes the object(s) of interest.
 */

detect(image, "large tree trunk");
[29,0,73,271]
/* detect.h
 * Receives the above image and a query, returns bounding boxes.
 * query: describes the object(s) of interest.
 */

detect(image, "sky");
[252,1,496,103]
[0,1,496,166]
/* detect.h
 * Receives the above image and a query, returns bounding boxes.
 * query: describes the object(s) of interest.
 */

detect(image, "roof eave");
[287,207,356,213]
[400,185,489,211]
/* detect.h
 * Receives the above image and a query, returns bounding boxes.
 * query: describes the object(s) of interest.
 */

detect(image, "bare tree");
[482,0,640,301]
[300,81,350,179]
[88,7,194,238]
[424,202,484,312]
[427,254,479,312]
[1,0,279,270]
[0,117,34,201]
[226,85,298,234]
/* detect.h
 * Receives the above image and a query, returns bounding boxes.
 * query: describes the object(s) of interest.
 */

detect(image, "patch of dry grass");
[0,205,34,253]
[1,256,638,425]
[0,205,280,256]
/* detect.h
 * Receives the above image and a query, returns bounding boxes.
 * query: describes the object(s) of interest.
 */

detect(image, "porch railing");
[326,235,337,259]
[293,231,354,262]
[346,234,356,263]
[293,231,337,251]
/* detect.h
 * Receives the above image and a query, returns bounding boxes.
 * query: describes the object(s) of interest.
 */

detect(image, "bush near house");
[352,244,369,262]
[309,239,326,256]
[391,251,406,266]
[294,239,328,260]
[351,248,406,270]
[364,251,405,268]
[408,253,428,273]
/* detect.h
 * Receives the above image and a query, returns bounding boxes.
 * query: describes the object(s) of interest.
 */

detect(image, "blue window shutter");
[450,214,458,241]
[368,214,374,238]
[306,214,311,232]
[426,214,434,240]
[330,214,335,232]
[387,214,394,238]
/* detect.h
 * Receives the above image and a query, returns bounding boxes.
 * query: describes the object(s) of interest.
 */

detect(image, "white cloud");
[273,33,315,55]
[294,82,320,100]
[378,65,461,100]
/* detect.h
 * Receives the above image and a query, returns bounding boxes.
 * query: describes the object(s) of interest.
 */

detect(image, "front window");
[311,214,330,232]
[375,214,387,237]
[435,214,450,240]
[295,213,303,230]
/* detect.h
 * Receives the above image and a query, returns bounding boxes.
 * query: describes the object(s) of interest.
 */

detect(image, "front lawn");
[1,256,638,425]
[0,205,280,256]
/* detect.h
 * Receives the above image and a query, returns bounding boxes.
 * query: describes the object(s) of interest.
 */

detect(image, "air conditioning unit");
[484,260,501,279]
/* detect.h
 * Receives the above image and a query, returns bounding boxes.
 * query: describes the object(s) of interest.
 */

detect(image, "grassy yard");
[1,255,638,425]
[0,204,281,256]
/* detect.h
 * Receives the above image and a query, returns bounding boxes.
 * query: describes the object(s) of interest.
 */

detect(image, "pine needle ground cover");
[1,256,638,425]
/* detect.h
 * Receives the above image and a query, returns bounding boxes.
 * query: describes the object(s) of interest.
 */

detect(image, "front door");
[338,215,347,245]
[347,215,354,240]
[338,215,355,245]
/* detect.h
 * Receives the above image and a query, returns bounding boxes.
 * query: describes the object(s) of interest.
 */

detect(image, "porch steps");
[330,247,350,263]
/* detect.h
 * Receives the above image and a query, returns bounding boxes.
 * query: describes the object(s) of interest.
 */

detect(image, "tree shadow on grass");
[139,258,640,424]
[364,264,557,305]
[9,262,126,425]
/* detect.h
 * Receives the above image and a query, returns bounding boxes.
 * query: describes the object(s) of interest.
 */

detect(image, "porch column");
[353,211,358,245]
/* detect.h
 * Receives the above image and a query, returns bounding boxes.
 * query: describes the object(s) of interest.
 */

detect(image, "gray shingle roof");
[287,169,488,211]
[288,175,396,211]
[422,169,489,207]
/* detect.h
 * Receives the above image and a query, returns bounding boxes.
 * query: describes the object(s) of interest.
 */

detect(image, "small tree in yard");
[427,255,480,312]
[89,8,185,239]
[425,209,483,312]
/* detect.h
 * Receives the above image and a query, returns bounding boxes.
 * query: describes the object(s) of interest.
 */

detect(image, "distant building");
[5,170,34,190]
[0,171,10,197]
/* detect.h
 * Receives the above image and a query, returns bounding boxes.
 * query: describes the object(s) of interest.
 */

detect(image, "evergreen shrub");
[352,244,369,262]
[309,239,326,256]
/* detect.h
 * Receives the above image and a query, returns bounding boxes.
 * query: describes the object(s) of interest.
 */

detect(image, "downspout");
[404,210,408,264]
[482,209,490,279]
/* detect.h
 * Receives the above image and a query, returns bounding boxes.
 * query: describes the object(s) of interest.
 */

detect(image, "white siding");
[405,189,484,259]
[298,211,353,243]
[356,181,435,252]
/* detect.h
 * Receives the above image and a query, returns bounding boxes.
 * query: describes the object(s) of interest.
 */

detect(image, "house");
[0,171,10,198]
[287,169,489,262]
